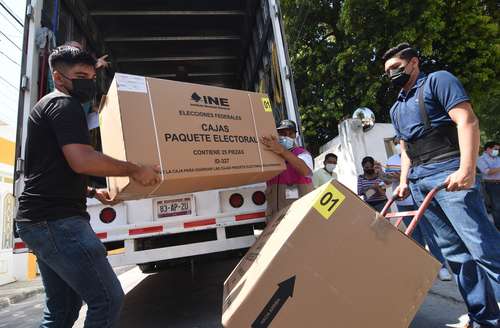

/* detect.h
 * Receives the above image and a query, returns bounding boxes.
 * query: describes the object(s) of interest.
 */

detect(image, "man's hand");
[131,165,162,186]
[394,183,410,199]
[444,168,475,191]
[95,189,121,206]
[261,135,286,156]
[373,183,385,194]
[96,54,110,70]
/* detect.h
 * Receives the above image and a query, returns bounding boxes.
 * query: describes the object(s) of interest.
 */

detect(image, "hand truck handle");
[380,182,447,236]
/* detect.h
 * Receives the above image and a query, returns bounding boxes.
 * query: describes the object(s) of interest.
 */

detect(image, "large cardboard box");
[222,180,441,328]
[99,73,285,200]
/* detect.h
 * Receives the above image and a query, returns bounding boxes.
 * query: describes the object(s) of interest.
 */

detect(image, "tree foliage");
[281,0,500,154]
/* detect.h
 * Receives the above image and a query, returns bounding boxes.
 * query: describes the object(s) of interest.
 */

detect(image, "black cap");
[276,119,297,131]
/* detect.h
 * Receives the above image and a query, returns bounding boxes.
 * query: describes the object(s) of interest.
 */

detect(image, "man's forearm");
[400,148,411,185]
[80,150,139,177]
[486,167,500,175]
[448,102,480,174]
[281,150,311,177]
[456,116,480,173]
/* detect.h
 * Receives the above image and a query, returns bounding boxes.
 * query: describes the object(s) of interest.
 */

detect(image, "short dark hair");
[382,43,419,63]
[361,156,375,166]
[324,153,337,161]
[484,141,498,151]
[49,46,96,72]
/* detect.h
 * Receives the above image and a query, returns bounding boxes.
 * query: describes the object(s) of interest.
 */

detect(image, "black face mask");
[364,169,375,175]
[60,73,97,103]
[388,65,411,89]
[70,78,97,103]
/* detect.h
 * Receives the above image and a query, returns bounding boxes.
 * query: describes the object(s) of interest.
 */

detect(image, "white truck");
[13,0,301,273]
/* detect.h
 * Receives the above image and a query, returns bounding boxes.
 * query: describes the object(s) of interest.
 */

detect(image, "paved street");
[0,258,472,328]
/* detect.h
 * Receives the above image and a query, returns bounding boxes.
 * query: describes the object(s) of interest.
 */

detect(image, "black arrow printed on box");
[252,276,296,328]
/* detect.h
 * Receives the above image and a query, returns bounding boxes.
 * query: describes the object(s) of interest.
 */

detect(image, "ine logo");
[190,92,230,110]
[191,92,202,102]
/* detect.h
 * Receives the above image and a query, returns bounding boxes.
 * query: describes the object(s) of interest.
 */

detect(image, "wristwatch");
[88,188,97,198]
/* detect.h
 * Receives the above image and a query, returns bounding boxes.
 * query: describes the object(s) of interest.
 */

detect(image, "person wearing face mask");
[312,153,338,188]
[261,120,313,219]
[383,43,500,328]
[477,141,500,230]
[64,41,110,129]
[357,156,388,212]
[16,46,161,328]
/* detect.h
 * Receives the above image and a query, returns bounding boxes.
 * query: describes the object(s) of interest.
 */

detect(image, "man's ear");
[52,70,63,86]
[411,56,419,67]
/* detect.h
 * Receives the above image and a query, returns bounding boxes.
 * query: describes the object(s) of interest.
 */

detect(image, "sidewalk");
[0,265,135,311]
[429,279,464,304]
[0,277,44,310]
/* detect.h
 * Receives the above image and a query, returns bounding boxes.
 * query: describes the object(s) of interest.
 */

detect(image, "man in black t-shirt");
[16,46,161,328]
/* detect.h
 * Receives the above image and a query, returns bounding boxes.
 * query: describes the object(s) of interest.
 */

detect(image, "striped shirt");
[357,175,387,203]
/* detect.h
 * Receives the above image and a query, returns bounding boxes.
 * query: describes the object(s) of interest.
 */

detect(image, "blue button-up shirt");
[390,71,470,179]
[477,152,500,181]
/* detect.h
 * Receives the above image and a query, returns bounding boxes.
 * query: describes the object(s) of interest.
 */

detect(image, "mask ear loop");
[407,61,416,77]
[54,71,74,94]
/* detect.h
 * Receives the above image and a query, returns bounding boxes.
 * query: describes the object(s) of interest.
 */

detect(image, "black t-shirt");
[17,90,91,222]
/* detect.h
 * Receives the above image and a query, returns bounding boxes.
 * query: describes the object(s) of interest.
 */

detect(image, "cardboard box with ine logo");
[99,73,285,200]
[222,180,441,327]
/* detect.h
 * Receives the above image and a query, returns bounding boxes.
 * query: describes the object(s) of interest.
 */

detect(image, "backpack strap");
[418,77,431,130]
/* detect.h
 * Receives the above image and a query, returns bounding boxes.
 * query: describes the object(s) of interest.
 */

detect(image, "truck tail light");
[99,207,116,224]
[252,191,266,205]
[229,193,244,208]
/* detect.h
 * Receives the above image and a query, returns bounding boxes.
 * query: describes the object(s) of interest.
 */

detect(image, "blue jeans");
[16,216,124,328]
[409,170,500,326]
[484,182,500,229]
[397,204,447,265]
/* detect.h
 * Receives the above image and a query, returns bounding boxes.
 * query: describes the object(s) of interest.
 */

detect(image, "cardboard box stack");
[99,73,285,200]
[222,180,440,328]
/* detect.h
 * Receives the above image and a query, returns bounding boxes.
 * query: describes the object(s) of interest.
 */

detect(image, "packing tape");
[248,94,265,172]
[370,213,392,241]
[146,79,165,197]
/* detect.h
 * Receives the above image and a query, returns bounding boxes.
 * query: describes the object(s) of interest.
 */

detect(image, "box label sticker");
[313,184,346,220]
[261,97,272,112]
[115,73,147,93]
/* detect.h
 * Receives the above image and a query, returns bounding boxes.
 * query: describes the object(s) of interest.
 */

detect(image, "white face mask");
[325,164,336,173]
[279,136,295,150]
[394,144,401,154]
[492,149,499,157]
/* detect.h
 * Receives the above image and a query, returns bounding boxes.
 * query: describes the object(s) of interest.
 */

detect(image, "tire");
[138,262,156,273]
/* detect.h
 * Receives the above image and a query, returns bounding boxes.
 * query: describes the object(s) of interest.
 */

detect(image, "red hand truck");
[379,183,447,236]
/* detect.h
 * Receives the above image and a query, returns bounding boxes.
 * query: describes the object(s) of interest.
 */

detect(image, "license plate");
[156,197,192,218]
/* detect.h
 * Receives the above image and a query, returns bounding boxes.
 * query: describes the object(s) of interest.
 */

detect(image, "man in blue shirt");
[477,141,500,230]
[382,43,500,328]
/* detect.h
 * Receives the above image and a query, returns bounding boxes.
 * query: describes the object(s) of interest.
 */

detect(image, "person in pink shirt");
[261,120,313,219]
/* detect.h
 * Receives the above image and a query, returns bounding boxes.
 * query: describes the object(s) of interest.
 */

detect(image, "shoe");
[438,267,452,281]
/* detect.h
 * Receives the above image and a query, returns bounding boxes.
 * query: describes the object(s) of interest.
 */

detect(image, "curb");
[0,286,45,310]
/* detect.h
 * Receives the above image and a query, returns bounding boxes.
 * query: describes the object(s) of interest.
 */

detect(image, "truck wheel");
[138,263,156,273]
